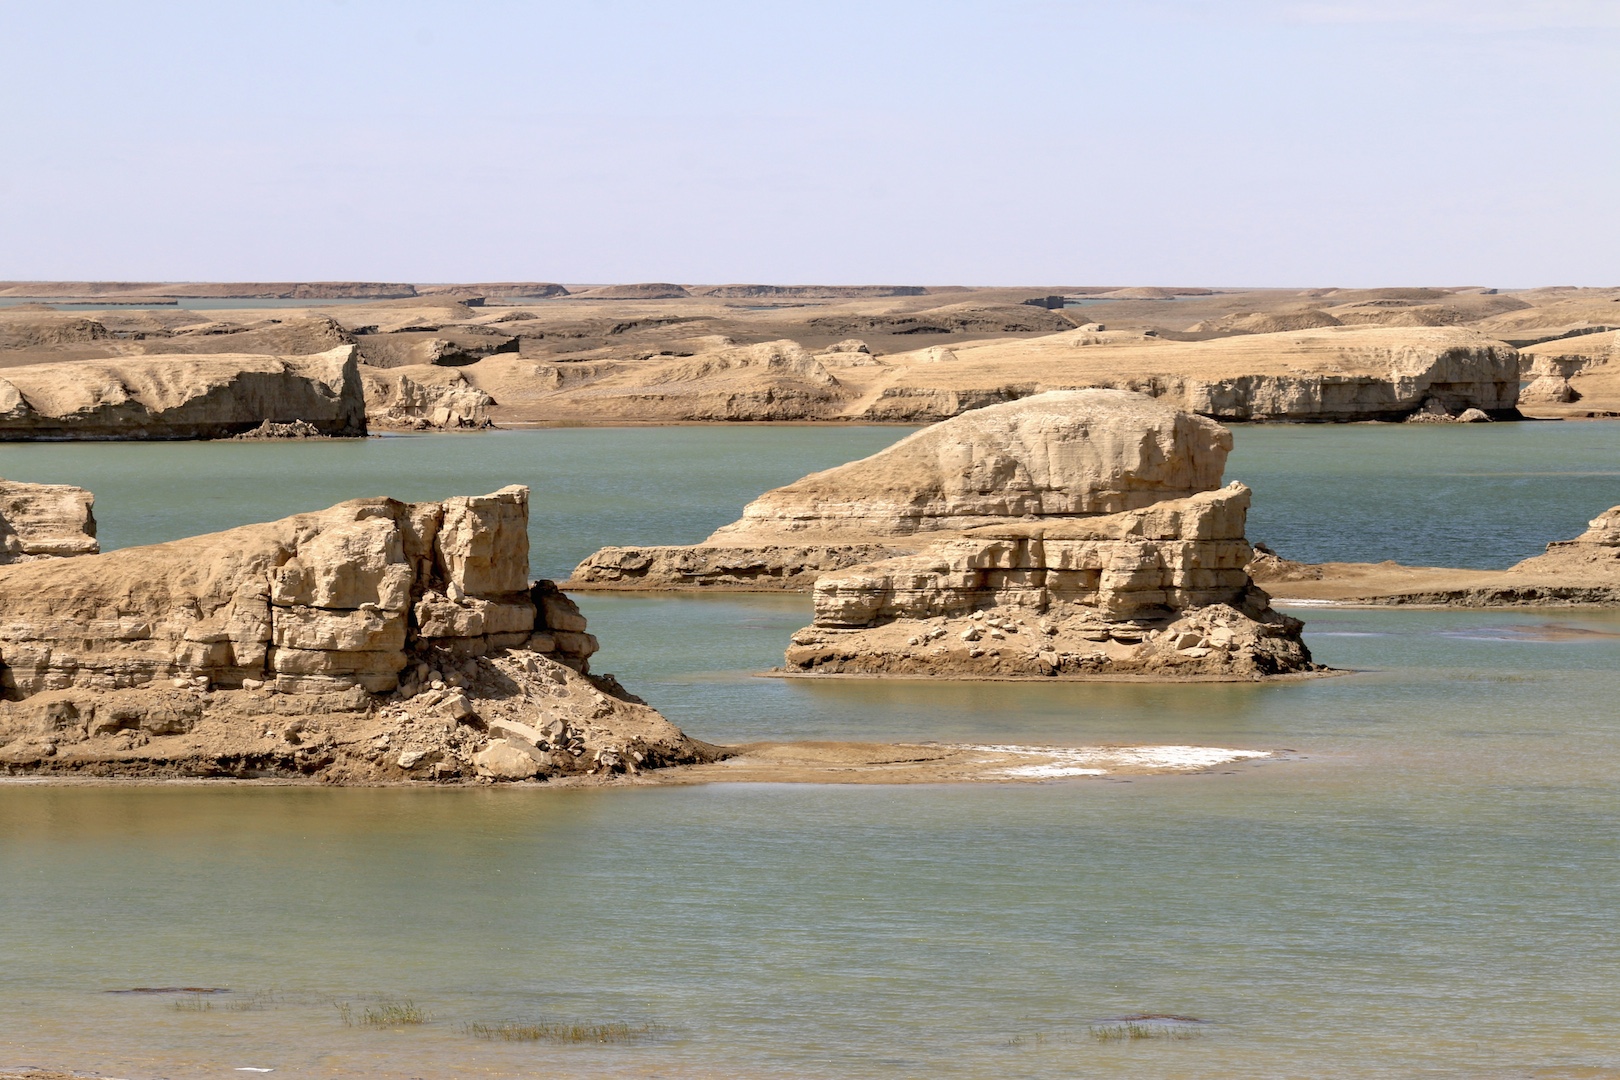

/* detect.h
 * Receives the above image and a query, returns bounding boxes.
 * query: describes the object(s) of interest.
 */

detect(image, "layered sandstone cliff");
[0,346,366,439]
[851,327,1522,424]
[0,480,98,563]
[360,365,496,429]
[460,324,1519,425]
[784,485,1310,679]
[0,487,710,781]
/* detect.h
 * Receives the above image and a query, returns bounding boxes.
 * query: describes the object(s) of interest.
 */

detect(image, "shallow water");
[3,422,1620,1078]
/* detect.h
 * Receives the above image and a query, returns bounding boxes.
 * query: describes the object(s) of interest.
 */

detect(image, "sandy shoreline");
[0,739,1283,788]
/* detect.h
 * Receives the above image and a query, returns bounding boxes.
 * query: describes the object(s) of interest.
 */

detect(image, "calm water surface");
[2,422,1619,1078]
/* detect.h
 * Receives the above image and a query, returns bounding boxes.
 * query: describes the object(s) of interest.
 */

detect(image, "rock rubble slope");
[0,486,711,781]
[0,345,366,438]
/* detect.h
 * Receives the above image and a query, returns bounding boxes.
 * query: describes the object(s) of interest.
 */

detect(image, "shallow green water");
[2,423,1620,1078]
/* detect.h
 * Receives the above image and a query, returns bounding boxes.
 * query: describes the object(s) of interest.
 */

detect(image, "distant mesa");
[571,283,692,300]
[417,283,570,299]
[0,282,420,300]
[691,285,928,299]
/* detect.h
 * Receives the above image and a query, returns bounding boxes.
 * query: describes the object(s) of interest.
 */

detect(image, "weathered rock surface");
[851,327,1522,423]
[0,346,366,439]
[783,484,1313,680]
[0,480,98,564]
[580,388,1313,680]
[361,365,496,429]
[572,543,908,591]
[0,486,712,781]
[718,390,1231,537]
[570,390,1233,590]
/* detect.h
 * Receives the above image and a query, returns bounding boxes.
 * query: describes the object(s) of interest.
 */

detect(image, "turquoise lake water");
[2,422,1619,1078]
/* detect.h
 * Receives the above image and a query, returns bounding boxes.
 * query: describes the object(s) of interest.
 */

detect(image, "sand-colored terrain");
[4,282,1618,428]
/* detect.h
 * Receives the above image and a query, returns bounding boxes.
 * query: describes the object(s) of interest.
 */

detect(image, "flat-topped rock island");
[576,390,1319,680]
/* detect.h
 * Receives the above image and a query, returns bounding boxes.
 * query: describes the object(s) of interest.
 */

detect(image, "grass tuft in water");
[173,993,213,1013]
[1088,1020,1204,1043]
[336,999,430,1028]
[465,1019,670,1044]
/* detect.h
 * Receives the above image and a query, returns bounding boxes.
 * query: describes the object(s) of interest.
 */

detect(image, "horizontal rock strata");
[0,486,711,781]
[0,345,366,439]
[784,484,1312,679]
[0,479,98,564]
[570,543,907,590]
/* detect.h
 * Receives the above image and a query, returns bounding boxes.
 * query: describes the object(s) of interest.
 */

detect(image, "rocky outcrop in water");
[781,481,1312,679]
[0,345,366,439]
[576,389,1315,680]
[570,390,1232,590]
[0,480,98,564]
[0,487,711,781]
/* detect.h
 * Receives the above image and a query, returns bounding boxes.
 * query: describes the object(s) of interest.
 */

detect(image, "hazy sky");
[2,1,1616,286]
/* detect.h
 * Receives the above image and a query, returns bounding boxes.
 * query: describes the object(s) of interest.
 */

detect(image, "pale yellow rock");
[0,488,540,696]
[438,486,531,596]
[474,738,542,780]
[776,396,1313,680]
[711,390,1231,540]
[0,479,98,563]
[0,346,366,439]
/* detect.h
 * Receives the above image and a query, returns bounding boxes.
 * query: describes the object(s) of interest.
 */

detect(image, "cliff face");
[853,330,1522,423]
[783,490,1312,680]
[360,365,495,429]
[0,487,710,781]
[0,345,366,439]
[0,480,98,564]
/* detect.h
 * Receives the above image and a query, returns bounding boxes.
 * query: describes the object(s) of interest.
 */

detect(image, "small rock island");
[578,390,1318,680]
[0,485,713,781]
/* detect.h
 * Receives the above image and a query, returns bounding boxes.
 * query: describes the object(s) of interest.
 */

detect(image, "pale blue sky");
[2,1,1615,286]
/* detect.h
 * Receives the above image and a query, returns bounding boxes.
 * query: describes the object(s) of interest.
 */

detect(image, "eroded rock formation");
[783,486,1312,680]
[571,390,1233,590]
[0,346,366,439]
[0,487,710,781]
[0,480,98,564]
[579,389,1314,680]
[361,366,496,429]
